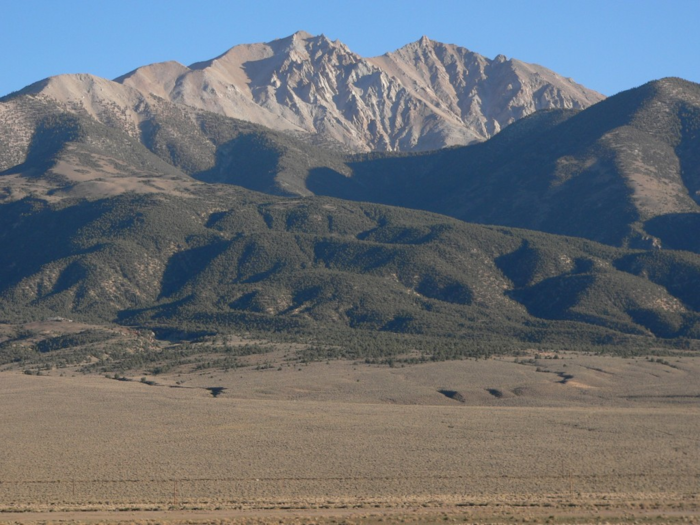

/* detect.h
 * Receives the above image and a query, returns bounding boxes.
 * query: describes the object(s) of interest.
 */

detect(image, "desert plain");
[0,344,699,524]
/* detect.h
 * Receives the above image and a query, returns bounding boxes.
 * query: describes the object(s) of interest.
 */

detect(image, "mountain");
[1,40,700,360]
[3,32,603,154]
[0,77,351,199]
[2,72,697,251]
[0,96,699,354]
[0,91,197,201]
[368,35,602,140]
[302,78,700,250]
[2,189,700,358]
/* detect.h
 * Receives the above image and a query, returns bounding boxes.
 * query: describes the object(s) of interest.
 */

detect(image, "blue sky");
[2,0,698,98]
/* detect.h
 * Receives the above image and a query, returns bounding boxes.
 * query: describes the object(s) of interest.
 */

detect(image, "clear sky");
[2,0,698,98]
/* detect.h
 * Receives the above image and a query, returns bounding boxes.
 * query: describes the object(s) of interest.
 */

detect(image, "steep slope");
[369,36,602,139]
[0,32,604,197]
[8,74,696,253]
[306,78,700,249]
[0,85,349,198]
[116,31,603,152]
[118,31,466,152]
[0,95,197,202]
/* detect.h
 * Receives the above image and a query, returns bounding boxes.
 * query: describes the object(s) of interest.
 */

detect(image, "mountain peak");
[648,76,700,97]
[274,30,315,48]
[280,31,344,52]
[24,33,605,154]
[291,30,314,40]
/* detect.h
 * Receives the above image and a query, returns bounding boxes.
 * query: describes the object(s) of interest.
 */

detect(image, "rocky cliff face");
[4,32,604,153]
[370,36,604,141]
[116,31,604,152]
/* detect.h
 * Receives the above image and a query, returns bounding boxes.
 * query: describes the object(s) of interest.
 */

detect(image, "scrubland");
[0,353,698,523]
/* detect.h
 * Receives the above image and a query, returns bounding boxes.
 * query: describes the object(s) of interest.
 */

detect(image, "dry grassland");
[0,355,699,523]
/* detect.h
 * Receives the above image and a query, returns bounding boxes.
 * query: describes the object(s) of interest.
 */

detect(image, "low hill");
[2,188,700,359]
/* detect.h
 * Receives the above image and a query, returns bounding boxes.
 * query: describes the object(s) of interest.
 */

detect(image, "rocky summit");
[8,31,604,153]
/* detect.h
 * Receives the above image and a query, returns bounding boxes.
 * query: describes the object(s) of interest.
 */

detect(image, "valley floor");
[0,355,698,523]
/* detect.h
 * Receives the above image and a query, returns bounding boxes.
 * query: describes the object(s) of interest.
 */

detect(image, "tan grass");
[0,355,699,520]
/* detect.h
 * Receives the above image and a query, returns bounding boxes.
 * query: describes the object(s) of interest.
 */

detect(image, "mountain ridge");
[4,31,604,153]
[300,77,700,250]
[2,39,700,358]
[2,75,697,250]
